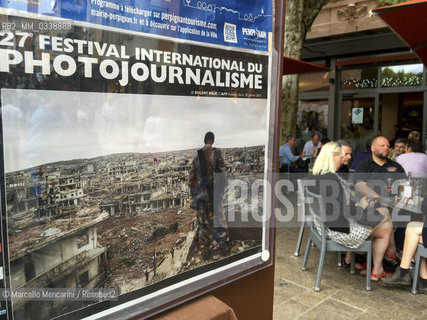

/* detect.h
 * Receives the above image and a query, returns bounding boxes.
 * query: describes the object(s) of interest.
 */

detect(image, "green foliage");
[381,67,423,87]
[376,0,410,7]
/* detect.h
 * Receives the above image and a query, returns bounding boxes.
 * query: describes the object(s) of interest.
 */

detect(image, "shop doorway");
[340,96,377,155]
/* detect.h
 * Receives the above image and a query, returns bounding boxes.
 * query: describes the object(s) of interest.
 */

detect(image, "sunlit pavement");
[273,225,427,320]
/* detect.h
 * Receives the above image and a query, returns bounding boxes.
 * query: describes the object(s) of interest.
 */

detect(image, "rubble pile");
[97,207,195,291]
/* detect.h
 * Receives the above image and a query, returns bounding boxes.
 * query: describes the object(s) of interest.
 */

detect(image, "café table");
[377,196,425,227]
[379,196,423,214]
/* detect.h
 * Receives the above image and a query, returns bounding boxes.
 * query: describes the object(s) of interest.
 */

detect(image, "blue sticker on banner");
[0,0,272,51]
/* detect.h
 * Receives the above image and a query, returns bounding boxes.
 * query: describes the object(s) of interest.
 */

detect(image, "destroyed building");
[6,170,87,229]
[99,153,193,216]
[9,213,108,320]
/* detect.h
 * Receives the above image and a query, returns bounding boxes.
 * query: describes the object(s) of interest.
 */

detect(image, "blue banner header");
[1,0,272,51]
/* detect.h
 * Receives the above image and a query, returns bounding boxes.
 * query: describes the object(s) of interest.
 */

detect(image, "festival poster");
[0,7,273,319]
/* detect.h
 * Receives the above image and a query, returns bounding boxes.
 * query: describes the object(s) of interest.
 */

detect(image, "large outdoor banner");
[0,0,273,51]
[0,1,274,319]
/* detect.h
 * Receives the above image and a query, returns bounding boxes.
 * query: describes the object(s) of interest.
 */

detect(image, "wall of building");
[307,0,386,40]
[10,260,25,288]
[61,228,96,261]
[77,258,100,288]
[36,242,63,276]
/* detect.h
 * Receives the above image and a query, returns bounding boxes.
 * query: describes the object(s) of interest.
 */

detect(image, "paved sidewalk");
[273,227,427,320]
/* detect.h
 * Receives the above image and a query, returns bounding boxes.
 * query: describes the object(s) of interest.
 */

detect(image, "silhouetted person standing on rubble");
[189,132,229,255]
[145,270,149,282]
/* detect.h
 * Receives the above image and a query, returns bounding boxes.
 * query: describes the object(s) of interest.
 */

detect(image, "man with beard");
[355,136,405,198]
[354,136,406,268]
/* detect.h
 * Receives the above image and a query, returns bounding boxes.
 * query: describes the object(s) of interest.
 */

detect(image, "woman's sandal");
[371,271,391,281]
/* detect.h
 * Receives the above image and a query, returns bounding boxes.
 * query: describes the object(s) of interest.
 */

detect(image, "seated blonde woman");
[308,142,394,281]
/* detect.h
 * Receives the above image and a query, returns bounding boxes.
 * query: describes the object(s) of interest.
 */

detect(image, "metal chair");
[301,185,372,291]
[295,180,342,267]
[411,243,427,294]
[294,179,307,257]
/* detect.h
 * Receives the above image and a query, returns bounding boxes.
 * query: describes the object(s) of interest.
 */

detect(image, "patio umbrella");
[372,0,427,66]
[283,56,328,75]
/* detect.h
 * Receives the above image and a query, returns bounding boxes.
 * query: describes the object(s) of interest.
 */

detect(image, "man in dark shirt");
[354,136,406,266]
[355,136,405,199]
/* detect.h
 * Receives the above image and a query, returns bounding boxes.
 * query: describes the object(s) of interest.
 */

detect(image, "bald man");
[354,136,406,266]
[354,136,405,199]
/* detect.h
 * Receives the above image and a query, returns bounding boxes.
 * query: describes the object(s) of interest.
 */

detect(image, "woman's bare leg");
[370,219,393,275]
[376,207,396,256]
[400,221,424,269]
[420,258,427,279]
[409,222,427,280]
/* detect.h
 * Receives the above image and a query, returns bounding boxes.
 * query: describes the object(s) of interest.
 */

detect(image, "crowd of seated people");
[298,131,427,292]
[279,133,329,172]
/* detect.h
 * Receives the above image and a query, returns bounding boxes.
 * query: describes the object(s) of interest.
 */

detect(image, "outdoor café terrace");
[273,189,427,320]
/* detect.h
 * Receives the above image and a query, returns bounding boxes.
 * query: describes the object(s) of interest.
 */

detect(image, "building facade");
[298,0,426,154]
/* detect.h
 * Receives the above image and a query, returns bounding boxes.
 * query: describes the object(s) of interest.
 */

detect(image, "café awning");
[372,0,427,66]
[283,56,328,75]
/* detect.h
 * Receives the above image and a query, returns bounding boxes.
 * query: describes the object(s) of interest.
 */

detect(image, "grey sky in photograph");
[2,89,268,172]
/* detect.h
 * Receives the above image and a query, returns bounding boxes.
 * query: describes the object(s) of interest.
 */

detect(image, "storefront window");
[297,100,328,149]
[381,63,423,87]
[379,92,423,142]
[341,98,375,154]
[340,67,378,89]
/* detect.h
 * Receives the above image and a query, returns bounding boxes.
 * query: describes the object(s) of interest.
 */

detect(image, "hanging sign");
[352,107,363,124]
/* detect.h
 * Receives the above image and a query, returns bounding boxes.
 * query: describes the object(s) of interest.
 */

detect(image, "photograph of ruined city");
[1,89,268,319]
